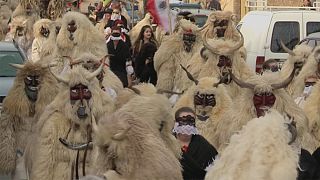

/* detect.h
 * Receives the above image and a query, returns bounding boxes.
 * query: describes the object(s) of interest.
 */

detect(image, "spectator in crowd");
[173,107,218,180]
[207,0,221,10]
[133,25,158,85]
[96,8,113,37]
[302,0,313,7]
[261,59,279,73]
[95,1,105,21]
[107,26,132,87]
[177,11,196,23]
[111,1,128,28]
[114,19,132,51]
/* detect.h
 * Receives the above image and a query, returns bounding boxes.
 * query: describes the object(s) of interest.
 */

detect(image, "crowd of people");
[2,0,320,179]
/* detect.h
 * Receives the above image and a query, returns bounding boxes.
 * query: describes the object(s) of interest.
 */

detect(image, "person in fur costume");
[0,61,59,178]
[154,19,203,97]
[225,67,318,153]
[55,11,107,65]
[192,29,252,98]
[88,97,183,180]
[174,71,233,151]
[31,18,54,62]
[63,53,124,99]
[113,83,182,158]
[205,110,320,180]
[30,65,115,180]
[0,0,13,40]
[278,42,314,99]
[5,15,35,59]
[12,0,39,18]
[303,79,320,151]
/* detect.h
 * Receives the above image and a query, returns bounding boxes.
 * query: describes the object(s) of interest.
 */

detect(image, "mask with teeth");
[40,26,50,38]
[213,19,229,38]
[194,93,216,121]
[24,75,40,102]
[253,92,276,117]
[182,33,196,52]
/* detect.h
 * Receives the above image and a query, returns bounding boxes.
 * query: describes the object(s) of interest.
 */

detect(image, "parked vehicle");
[238,10,320,72]
[0,41,25,105]
[170,1,213,27]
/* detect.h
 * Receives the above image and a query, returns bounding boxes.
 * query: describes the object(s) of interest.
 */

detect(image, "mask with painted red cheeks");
[253,92,276,117]
[70,84,92,101]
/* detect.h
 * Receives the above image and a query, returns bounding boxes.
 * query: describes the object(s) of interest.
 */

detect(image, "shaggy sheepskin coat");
[154,19,203,94]
[193,38,252,98]
[205,110,300,180]
[174,77,233,151]
[31,18,54,62]
[90,99,183,180]
[225,73,317,152]
[279,44,314,98]
[55,12,107,61]
[114,83,181,158]
[0,61,58,174]
[303,81,320,150]
[30,67,115,180]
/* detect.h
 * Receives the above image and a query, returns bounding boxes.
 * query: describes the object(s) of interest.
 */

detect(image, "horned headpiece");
[3,61,58,117]
[201,11,239,41]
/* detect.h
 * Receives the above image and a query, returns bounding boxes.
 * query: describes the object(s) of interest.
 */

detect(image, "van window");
[307,22,320,35]
[271,22,300,53]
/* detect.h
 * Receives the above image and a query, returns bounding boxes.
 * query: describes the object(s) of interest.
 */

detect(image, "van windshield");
[0,51,24,77]
[271,21,300,53]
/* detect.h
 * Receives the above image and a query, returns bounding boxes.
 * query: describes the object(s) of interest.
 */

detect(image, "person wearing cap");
[107,26,132,87]
[173,107,218,180]
[110,1,128,29]
[96,8,113,38]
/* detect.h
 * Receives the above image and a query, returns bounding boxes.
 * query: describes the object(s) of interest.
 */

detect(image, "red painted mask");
[70,84,92,101]
[253,93,276,117]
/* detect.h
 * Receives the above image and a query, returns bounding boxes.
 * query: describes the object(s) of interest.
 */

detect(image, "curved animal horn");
[9,63,25,69]
[213,73,229,87]
[112,126,131,141]
[180,64,198,85]
[157,89,184,95]
[229,70,255,89]
[59,138,93,150]
[91,113,99,134]
[280,40,295,56]
[227,29,244,53]
[86,58,105,81]
[48,65,69,84]
[202,28,244,56]
[271,64,296,90]
[287,122,297,145]
[314,48,320,63]
[197,23,210,31]
[41,62,58,69]
[128,86,141,95]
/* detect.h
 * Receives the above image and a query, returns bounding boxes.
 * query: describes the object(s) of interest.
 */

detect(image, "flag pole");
[167,0,172,34]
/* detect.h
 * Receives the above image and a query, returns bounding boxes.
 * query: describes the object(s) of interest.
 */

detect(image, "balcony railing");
[245,0,320,12]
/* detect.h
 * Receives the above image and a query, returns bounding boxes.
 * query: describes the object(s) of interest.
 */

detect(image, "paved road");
[0,175,10,180]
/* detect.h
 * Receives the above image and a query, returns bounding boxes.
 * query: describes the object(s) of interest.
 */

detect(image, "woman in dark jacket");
[107,26,131,87]
[135,42,158,85]
[133,25,158,85]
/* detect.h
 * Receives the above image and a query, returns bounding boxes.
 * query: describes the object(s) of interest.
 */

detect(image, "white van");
[238,10,320,73]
